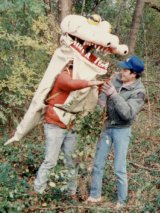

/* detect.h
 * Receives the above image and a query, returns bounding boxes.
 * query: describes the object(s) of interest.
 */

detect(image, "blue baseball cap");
[118,55,144,73]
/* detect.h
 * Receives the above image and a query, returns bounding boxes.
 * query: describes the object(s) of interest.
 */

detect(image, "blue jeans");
[34,123,78,194]
[89,127,131,203]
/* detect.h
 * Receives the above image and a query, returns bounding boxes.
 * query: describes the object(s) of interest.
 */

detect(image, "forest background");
[0,0,160,212]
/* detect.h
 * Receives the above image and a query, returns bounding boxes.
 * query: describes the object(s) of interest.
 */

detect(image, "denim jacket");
[99,73,145,128]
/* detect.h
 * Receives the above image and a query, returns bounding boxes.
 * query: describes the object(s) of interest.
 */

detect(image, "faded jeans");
[89,127,131,203]
[34,123,78,194]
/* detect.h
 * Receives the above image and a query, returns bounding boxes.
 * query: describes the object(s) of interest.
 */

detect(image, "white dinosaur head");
[60,14,128,72]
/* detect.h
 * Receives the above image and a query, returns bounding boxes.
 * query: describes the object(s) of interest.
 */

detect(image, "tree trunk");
[58,0,73,23]
[128,0,145,55]
[43,0,53,15]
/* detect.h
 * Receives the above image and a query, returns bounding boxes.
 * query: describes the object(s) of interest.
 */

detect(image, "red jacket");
[45,68,89,128]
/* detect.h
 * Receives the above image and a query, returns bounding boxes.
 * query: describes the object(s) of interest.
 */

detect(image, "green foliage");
[0,162,28,212]
[1,108,160,211]
[0,0,59,127]
[75,106,104,144]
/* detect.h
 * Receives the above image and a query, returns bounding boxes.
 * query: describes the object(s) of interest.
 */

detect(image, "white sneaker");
[34,184,46,194]
[115,202,126,210]
[86,196,102,203]
[34,179,46,194]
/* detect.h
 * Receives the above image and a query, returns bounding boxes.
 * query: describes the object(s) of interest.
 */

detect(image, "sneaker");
[34,179,46,194]
[115,202,126,210]
[34,184,46,194]
[86,196,102,203]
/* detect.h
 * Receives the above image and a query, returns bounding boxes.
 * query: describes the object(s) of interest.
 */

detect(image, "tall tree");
[128,0,145,54]
[58,0,73,22]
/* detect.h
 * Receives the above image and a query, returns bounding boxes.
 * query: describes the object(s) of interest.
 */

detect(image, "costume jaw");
[61,14,129,69]
[70,35,110,71]
[60,33,110,73]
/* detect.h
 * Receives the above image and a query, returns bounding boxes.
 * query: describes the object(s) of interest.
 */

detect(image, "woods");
[0,0,160,212]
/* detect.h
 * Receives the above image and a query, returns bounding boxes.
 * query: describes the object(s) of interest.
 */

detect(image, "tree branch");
[90,0,104,12]
[130,162,160,172]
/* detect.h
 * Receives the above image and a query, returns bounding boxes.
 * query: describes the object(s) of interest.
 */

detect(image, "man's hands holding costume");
[88,80,117,97]
[101,81,117,97]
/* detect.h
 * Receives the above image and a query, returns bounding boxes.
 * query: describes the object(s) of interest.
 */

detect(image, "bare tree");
[128,0,145,54]
[58,0,73,23]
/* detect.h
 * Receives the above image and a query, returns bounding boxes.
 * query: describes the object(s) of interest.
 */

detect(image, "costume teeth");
[98,60,102,65]
[94,57,100,64]
[96,46,100,51]
[83,41,87,46]
[72,37,109,69]
[81,49,85,53]
[101,47,105,52]
[105,62,109,68]
[85,52,91,58]
[75,42,79,47]
[88,52,91,57]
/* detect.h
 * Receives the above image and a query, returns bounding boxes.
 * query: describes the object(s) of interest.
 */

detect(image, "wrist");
[108,90,117,97]
[88,81,93,86]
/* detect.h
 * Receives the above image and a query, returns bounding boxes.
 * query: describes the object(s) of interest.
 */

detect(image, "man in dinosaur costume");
[5,14,128,195]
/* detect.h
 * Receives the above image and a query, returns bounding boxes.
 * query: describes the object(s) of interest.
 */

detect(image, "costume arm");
[57,70,103,92]
[57,70,89,91]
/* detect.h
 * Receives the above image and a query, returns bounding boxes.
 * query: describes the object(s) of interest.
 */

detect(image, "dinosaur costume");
[5,14,128,145]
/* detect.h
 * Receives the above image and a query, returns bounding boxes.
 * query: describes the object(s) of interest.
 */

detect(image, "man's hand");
[88,80,104,86]
[101,82,117,97]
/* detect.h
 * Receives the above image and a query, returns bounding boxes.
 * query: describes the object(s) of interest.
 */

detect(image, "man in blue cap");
[87,55,145,209]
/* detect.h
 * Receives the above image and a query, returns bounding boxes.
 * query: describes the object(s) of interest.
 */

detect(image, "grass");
[0,110,160,212]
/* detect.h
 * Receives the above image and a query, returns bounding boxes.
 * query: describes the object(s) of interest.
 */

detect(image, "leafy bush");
[0,1,59,129]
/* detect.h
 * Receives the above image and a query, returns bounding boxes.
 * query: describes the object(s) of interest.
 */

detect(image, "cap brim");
[118,61,131,69]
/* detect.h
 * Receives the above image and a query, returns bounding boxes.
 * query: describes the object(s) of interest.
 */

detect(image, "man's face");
[120,68,136,83]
